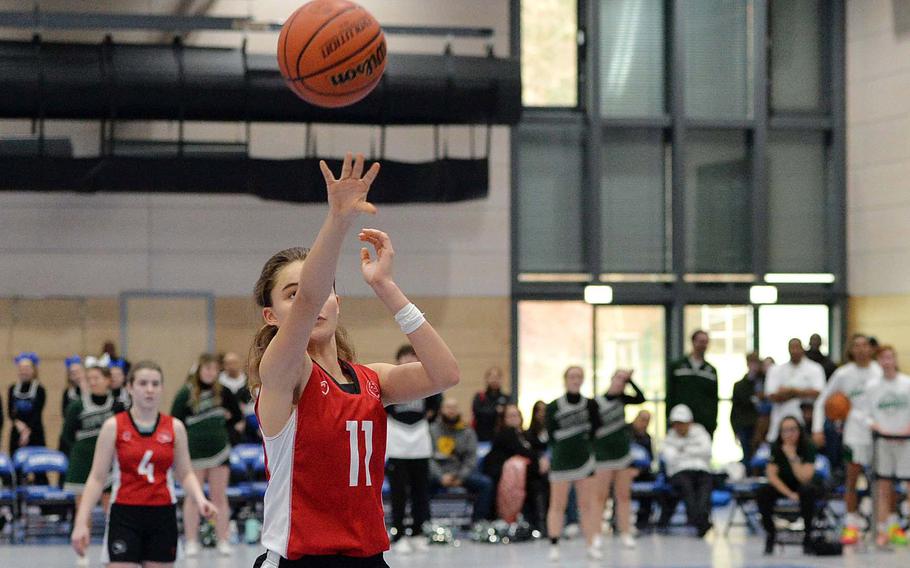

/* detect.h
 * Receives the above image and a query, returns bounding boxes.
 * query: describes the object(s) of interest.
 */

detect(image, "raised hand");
[319,152,380,221]
[359,228,395,288]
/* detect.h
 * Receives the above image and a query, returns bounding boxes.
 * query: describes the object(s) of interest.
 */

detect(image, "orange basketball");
[277,0,387,108]
[825,392,851,421]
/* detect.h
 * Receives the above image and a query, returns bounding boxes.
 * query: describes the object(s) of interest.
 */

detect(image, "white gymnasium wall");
[847,0,910,296]
[0,0,511,299]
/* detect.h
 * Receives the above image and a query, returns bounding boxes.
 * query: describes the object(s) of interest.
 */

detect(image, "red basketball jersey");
[112,412,176,506]
[257,361,388,559]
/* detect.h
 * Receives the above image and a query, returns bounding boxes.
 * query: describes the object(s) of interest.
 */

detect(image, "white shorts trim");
[549,456,595,482]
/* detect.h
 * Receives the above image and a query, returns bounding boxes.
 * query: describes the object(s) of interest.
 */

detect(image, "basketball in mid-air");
[824,392,851,421]
[277,0,387,108]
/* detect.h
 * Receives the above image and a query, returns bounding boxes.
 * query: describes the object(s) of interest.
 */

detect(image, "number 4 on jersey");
[138,449,155,483]
[346,420,374,487]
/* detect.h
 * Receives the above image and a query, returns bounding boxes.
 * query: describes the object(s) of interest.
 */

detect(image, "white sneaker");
[217,541,233,556]
[592,534,603,550]
[184,540,201,557]
[392,538,413,555]
[621,533,637,549]
[411,536,429,552]
[75,556,89,567]
[548,544,560,562]
[564,523,580,539]
[586,545,604,560]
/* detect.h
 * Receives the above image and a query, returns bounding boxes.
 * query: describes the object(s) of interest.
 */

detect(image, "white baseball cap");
[669,404,694,424]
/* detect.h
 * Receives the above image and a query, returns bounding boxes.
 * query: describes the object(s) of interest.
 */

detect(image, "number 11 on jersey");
[346,420,374,487]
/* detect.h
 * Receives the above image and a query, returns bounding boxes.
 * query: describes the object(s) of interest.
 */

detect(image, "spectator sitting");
[483,404,545,526]
[430,398,493,523]
[757,416,822,555]
[630,410,655,531]
[658,404,714,537]
[523,400,551,531]
[472,366,510,442]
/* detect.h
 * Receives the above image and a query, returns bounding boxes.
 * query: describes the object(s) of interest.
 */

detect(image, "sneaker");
[75,556,89,567]
[563,523,580,539]
[217,541,233,556]
[548,544,560,562]
[889,524,908,546]
[184,540,201,557]
[586,545,603,560]
[392,538,413,555]
[592,534,603,550]
[877,533,892,549]
[621,533,637,549]
[411,536,429,553]
[840,526,860,546]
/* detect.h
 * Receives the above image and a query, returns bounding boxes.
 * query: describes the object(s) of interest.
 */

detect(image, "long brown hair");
[527,400,547,436]
[494,403,523,434]
[189,353,222,411]
[248,247,356,392]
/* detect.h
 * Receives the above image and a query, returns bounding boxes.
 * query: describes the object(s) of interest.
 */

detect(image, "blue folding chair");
[18,450,75,540]
[0,453,17,541]
[228,444,266,504]
[750,444,772,474]
[12,446,54,474]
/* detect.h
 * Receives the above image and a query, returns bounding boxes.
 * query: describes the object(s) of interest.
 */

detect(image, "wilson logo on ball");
[330,42,386,86]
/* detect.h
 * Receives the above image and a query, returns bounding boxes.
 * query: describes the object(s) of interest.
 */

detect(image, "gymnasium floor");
[2,531,907,568]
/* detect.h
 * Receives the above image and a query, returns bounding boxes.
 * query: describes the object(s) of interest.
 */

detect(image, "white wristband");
[394,303,426,335]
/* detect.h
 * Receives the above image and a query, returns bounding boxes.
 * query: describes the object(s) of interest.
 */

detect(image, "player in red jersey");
[248,153,460,568]
[71,360,215,567]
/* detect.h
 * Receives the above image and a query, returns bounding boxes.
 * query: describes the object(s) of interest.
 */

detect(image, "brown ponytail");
[247,246,357,393]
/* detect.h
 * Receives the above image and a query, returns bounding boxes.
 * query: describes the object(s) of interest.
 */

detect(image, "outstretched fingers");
[319,160,335,185]
[362,162,381,186]
[352,153,365,179]
[340,151,353,179]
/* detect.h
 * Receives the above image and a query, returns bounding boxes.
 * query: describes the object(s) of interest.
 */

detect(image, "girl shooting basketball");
[249,152,459,567]
[71,361,216,567]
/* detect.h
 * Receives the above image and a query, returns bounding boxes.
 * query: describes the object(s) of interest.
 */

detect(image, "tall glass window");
[518,301,594,418]
[685,131,751,273]
[601,129,668,272]
[595,306,665,438]
[521,0,579,107]
[768,131,828,273]
[517,121,586,273]
[681,0,753,119]
[599,0,666,118]
[758,305,830,364]
[770,0,827,114]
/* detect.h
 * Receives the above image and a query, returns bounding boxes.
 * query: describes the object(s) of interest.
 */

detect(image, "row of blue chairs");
[0,448,77,540]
